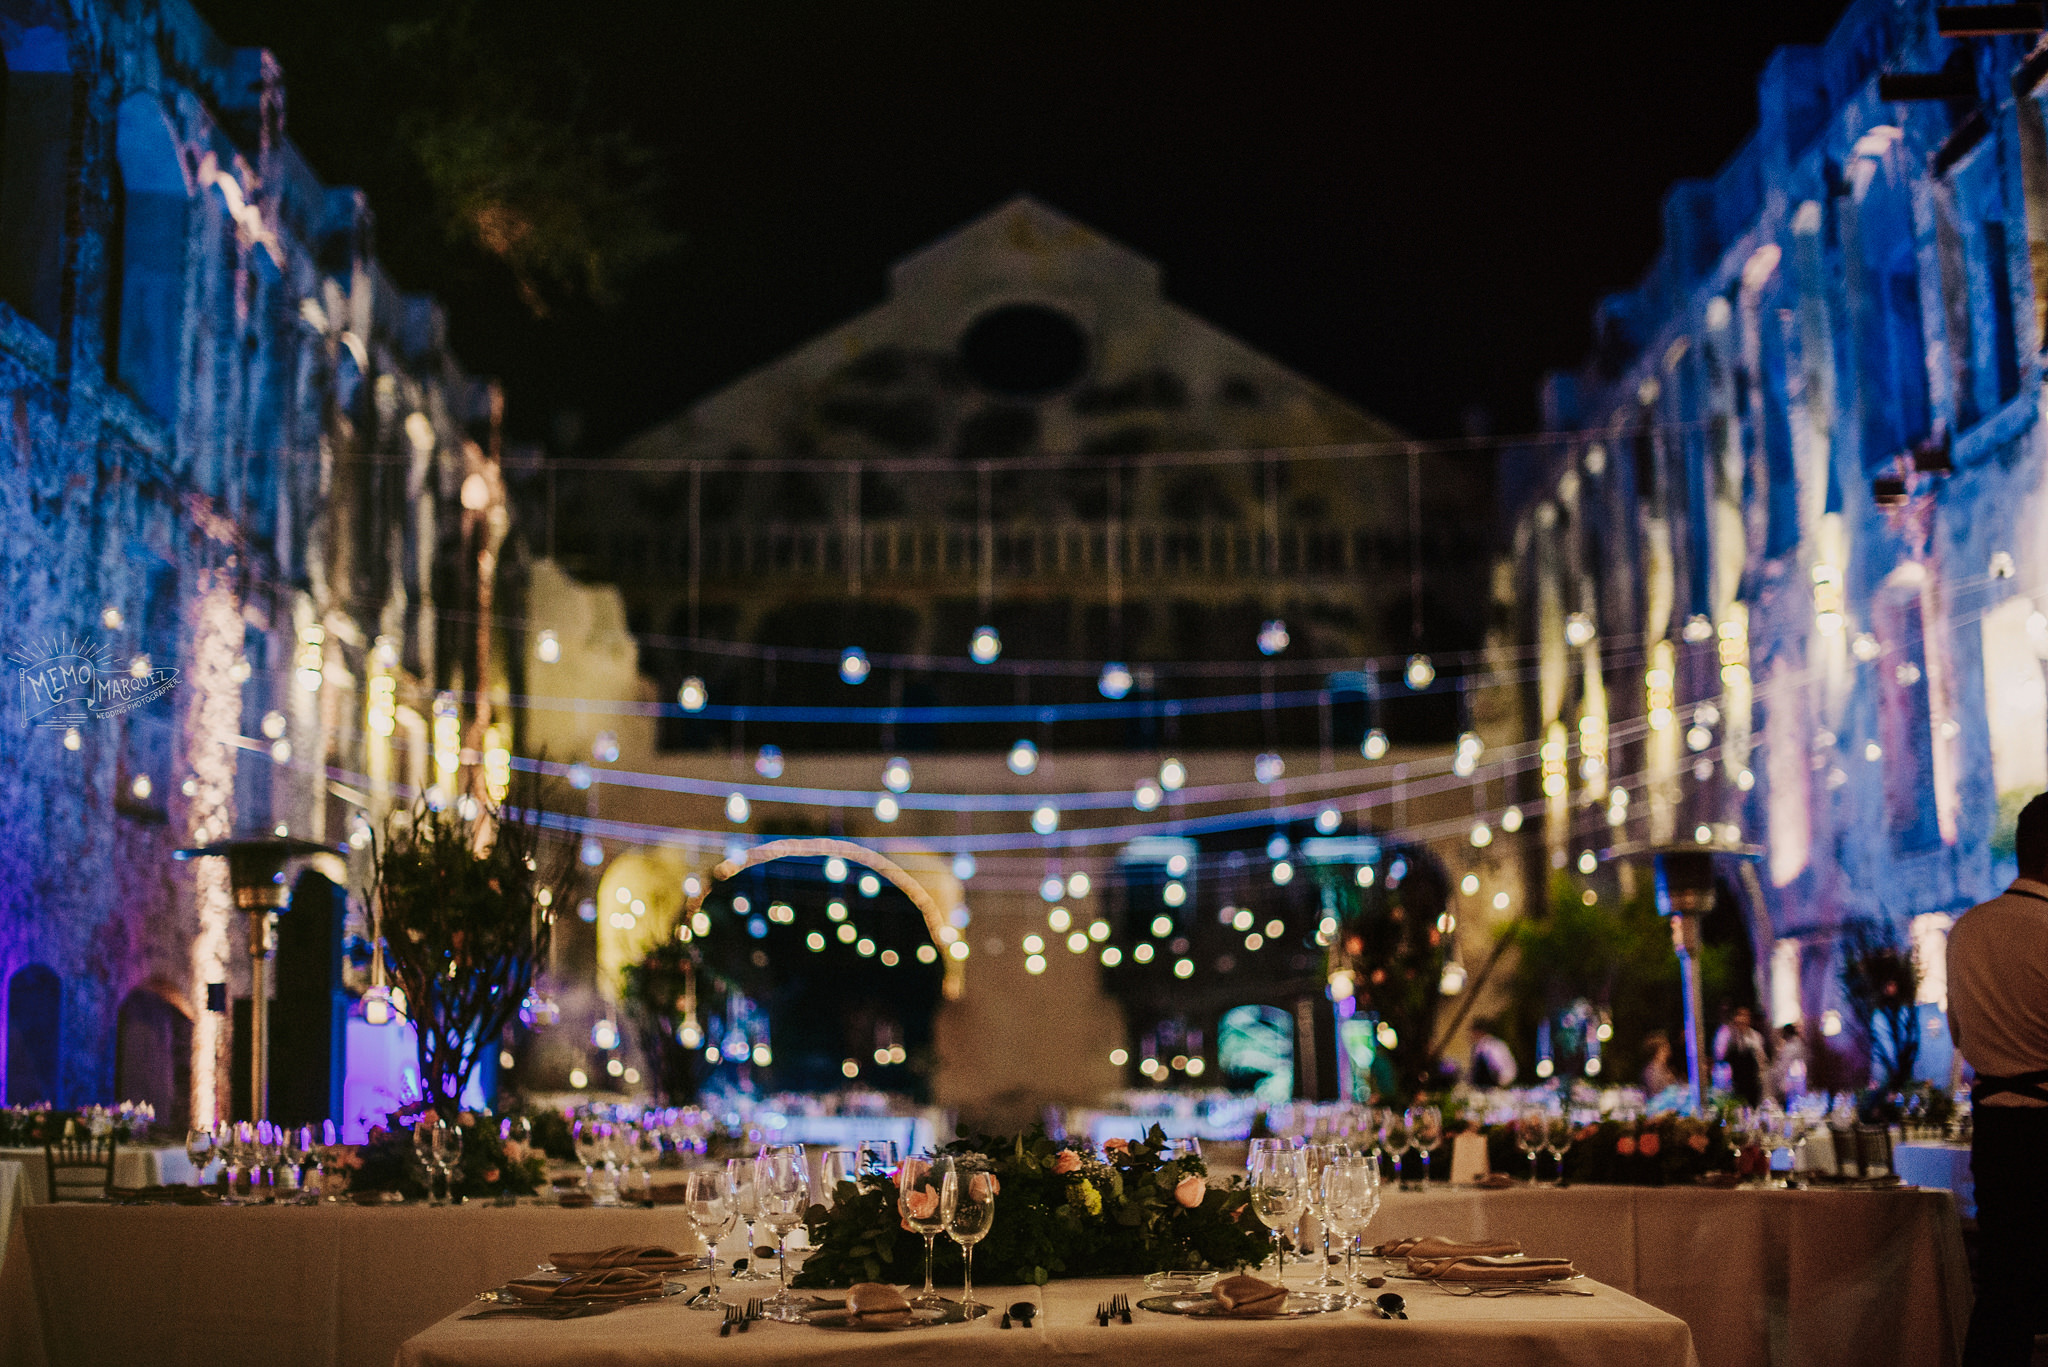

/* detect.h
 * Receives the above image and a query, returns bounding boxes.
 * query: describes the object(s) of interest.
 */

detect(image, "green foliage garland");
[793,1126,1267,1288]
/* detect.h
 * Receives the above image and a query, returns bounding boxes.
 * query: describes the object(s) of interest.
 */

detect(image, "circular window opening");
[958,304,1088,397]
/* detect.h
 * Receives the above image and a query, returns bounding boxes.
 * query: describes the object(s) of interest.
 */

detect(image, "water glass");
[184,1127,215,1188]
[819,1149,861,1204]
[898,1155,951,1307]
[726,1157,768,1279]
[433,1120,464,1200]
[1515,1107,1547,1185]
[682,1167,737,1310]
[1302,1142,1348,1288]
[1545,1115,1574,1185]
[756,1145,811,1320]
[856,1139,899,1178]
[1378,1110,1413,1188]
[1408,1105,1443,1185]
[943,1159,997,1317]
[1321,1154,1380,1300]
[1248,1148,1307,1283]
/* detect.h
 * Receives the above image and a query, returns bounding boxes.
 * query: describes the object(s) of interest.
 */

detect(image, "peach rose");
[1102,1138,1129,1155]
[1637,1132,1662,1158]
[903,1187,940,1220]
[1053,1150,1082,1175]
[1687,1132,1709,1154]
[1174,1174,1206,1208]
[1616,1135,1637,1157]
[898,1157,928,1189]
[968,1172,1001,1201]
[482,1167,500,1184]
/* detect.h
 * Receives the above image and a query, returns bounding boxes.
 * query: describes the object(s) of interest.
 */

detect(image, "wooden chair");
[43,1133,119,1202]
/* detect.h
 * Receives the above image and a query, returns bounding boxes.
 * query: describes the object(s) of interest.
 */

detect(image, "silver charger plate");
[799,1297,971,1331]
[1137,1291,1349,1319]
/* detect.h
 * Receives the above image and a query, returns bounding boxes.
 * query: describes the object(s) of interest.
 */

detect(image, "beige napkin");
[1374,1236,1523,1259]
[1406,1255,1578,1283]
[1210,1274,1288,1316]
[550,1243,697,1272]
[506,1268,666,1303]
[843,1282,914,1325]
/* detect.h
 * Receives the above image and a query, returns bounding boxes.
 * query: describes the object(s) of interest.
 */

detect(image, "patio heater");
[173,836,346,1121]
[1649,841,1761,1111]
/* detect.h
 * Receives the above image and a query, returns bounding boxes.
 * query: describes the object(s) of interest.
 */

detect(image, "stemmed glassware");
[756,1145,812,1321]
[185,1126,215,1189]
[231,1121,258,1202]
[1408,1105,1443,1186]
[1545,1114,1574,1186]
[856,1139,899,1180]
[943,1159,997,1318]
[1248,1147,1308,1284]
[681,1167,737,1310]
[283,1125,311,1200]
[819,1149,861,1204]
[1321,1153,1381,1302]
[413,1119,441,1203]
[1301,1143,1348,1289]
[726,1156,769,1280]
[1378,1109,1413,1190]
[433,1119,464,1201]
[1516,1106,1548,1185]
[898,1155,951,1308]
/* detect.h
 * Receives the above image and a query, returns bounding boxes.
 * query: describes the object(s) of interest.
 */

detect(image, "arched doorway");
[115,983,191,1129]
[5,963,61,1105]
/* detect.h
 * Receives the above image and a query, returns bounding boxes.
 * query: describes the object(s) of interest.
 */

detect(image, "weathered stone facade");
[1506,0,2048,1069]
[0,0,503,1126]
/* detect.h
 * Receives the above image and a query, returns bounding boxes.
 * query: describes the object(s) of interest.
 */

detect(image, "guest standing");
[1466,1020,1518,1089]
[1713,1006,1769,1106]
[1641,1031,1680,1095]
[1949,793,2048,1367]
[1769,1023,1808,1103]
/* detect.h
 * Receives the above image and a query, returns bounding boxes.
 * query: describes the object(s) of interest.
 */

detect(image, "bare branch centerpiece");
[368,782,568,1119]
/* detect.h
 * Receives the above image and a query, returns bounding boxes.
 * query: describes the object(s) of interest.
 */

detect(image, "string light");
[874,795,900,822]
[1405,654,1436,690]
[754,746,784,778]
[725,792,750,823]
[969,626,1002,664]
[1469,821,1492,847]
[1159,758,1187,791]
[1256,620,1290,656]
[1500,806,1523,832]
[1133,782,1162,811]
[1254,752,1284,784]
[1007,740,1039,776]
[839,648,870,684]
[1098,662,1134,700]
[678,677,708,711]
[1564,612,1595,648]
[882,757,913,793]
[1316,808,1340,833]
[1032,804,1060,834]
[535,629,561,663]
[1067,871,1091,898]
[1362,729,1389,760]
[1271,860,1294,885]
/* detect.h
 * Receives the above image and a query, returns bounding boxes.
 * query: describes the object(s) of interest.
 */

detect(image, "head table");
[0,1183,1964,1367]
[398,1274,1696,1367]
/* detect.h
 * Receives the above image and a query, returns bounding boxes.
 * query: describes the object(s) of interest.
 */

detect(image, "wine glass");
[756,1145,811,1321]
[1378,1110,1413,1190]
[819,1149,861,1205]
[233,1121,258,1202]
[184,1126,215,1189]
[1321,1154,1380,1302]
[283,1125,311,1200]
[571,1117,604,1196]
[1545,1114,1573,1186]
[1248,1148,1307,1283]
[1515,1107,1547,1185]
[725,1157,768,1280]
[212,1121,240,1201]
[1301,1143,1348,1289]
[857,1139,898,1179]
[943,1159,996,1318]
[412,1119,441,1203]
[898,1155,950,1308]
[434,1120,464,1201]
[682,1167,736,1310]
[1408,1105,1443,1186]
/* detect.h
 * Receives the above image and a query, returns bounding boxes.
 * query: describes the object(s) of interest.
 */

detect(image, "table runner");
[396,1274,1699,1367]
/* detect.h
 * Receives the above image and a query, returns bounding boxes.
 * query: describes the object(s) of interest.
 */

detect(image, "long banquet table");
[0,1183,1968,1367]
[398,1274,1698,1367]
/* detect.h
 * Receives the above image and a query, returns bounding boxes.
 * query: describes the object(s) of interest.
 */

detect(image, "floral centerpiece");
[0,1103,154,1146]
[794,1125,1266,1288]
[1479,1113,1735,1185]
[343,1108,547,1201]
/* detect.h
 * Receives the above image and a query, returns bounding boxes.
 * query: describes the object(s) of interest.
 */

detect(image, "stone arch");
[115,979,191,1129]
[686,838,964,998]
[107,93,190,419]
[5,962,61,1105]
[0,17,72,335]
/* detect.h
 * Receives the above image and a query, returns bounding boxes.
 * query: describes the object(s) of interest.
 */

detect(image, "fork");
[1112,1293,1132,1324]
[1096,1302,1110,1327]
[743,1298,764,1330]
[720,1304,742,1336]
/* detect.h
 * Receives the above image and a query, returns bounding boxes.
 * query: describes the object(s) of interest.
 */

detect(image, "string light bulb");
[1257,619,1290,656]
[1007,739,1039,776]
[536,629,561,664]
[969,625,1002,664]
[839,648,870,684]
[1405,654,1436,690]
[882,757,912,793]
[1159,758,1187,790]
[678,677,708,712]
[754,745,784,778]
[1098,662,1134,700]
[1362,728,1390,760]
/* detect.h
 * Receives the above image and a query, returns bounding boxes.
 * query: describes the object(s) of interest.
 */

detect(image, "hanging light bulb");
[1254,752,1284,784]
[1470,821,1493,847]
[969,625,1002,664]
[1682,614,1715,644]
[754,745,784,778]
[1007,739,1039,775]
[1564,612,1595,647]
[1362,728,1390,760]
[1256,619,1290,656]
[1098,662,1134,699]
[874,795,900,822]
[825,857,848,883]
[1405,654,1436,690]
[1032,804,1060,835]
[1316,808,1340,833]
[1042,876,1066,902]
[839,648,871,684]
[568,761,594,790]
[882,757,912,793]
[953,852,976,880]
[1500,806,1524,832]
[1133,782,1162,811]
[678,677,708,712]
[536,629,561,664]
[725,792,751,823]
[1159,758,1187,791]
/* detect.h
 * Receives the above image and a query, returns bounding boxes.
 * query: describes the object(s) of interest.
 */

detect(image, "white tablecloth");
[0,1145,193,1203]
[397,1274,1699,1367]
[1368,1184,1969,1367]
[1892,1143,1974,1219]
[0,1201,710,1367]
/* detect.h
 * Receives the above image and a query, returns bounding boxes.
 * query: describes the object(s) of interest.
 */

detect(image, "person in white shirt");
[1949,793,2048,1367]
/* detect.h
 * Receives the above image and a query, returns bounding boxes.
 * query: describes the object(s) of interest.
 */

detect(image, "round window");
[958,304,1088,397]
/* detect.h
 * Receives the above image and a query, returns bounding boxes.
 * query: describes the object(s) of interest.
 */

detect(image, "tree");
[1320,844,1452,1104]
[369,783,568,1117]
[1838,918,1920,1094]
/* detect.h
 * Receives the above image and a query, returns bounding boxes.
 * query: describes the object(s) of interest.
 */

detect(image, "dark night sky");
[201,1,1852,449]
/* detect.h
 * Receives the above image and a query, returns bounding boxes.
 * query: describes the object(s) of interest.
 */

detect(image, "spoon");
[1008,1301,1039,1327]
[1375,1292,1408,1320]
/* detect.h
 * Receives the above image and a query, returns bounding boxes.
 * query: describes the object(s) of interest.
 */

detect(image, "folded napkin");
[506,1268,666,1304]
[1406,1255,1578,1284]
[550,1244,697,1272]
[1209,1274,1288,1316]
[844,1282,914,1325]
[1374,1236,1523,1259]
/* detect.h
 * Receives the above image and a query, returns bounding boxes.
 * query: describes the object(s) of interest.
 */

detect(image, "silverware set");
[1094,1293,1132,1325]
[718,1298,767,1335]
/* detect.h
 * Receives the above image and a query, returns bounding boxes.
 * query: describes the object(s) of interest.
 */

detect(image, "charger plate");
[799,1297,970,1331]
[1138,1291,1348,1319]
